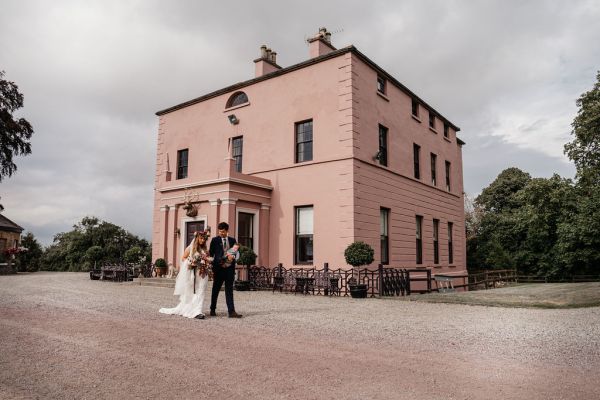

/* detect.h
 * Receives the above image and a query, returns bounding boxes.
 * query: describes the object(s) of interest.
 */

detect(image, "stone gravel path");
[1,272,599,400]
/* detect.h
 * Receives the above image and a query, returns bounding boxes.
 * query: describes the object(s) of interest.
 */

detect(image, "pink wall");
[349,54,466,274]
[152,47,466,274]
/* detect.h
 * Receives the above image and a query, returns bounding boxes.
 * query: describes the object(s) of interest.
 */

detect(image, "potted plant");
[235,246,257,291]
[344,241,374,298]
[154,258,167,277]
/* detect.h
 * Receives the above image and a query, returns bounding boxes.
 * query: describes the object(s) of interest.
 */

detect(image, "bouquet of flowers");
[189,252,211,278]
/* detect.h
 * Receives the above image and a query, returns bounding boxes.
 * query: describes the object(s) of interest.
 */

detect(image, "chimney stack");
[307,27,336,58]
[254,44,281,77]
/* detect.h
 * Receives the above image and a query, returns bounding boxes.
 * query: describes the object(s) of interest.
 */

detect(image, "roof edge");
[155,45,461,131]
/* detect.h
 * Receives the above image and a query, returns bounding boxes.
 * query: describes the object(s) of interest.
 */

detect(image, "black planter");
[349,284,368,298]
[234,280,251,291]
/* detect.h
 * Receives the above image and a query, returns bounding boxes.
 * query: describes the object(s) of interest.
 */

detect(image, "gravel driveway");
[1,272,599,400]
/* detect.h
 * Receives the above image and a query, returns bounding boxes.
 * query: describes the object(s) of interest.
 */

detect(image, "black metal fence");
[240,263,432,297]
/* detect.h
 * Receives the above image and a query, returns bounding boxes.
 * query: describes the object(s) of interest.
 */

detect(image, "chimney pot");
[271,51,277,64]
[260,45,267,58]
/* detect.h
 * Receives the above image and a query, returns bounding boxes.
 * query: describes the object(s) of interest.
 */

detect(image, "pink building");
[152,28,466,277]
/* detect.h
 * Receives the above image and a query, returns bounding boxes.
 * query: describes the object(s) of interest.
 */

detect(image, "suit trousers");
[210,265,235,313]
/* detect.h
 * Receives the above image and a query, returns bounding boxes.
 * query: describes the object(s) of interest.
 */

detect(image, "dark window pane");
[296,235,313,263]
[412,99,419,117]
[444,123,449,138]
[232,136,243,173]
[378,125,388,166]
[413,144,420,179]
[416,215,423,264]
[295,120,313,163]
[445,161,451,191]
[227,91,248,108]
[185,221,205,247]
[377,76,386,94]
[177,149,188,179]
[238,212,254,250]
[433,219,439,264]
[429,112,435,129]
[431,153,437,186]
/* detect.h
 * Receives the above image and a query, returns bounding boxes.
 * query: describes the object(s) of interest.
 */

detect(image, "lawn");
[406,282,600,308]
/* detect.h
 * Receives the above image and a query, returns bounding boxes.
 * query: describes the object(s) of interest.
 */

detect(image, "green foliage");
[0,71,34,182]
[238,246,257,266]
[344,241,374,267]
[564,71,600,188]
[154,258,167,269]
[124,246,143,264]
[39,216,151,272]
[16,232,43,272]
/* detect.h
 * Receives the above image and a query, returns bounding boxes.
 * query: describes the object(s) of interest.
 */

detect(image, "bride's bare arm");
[181,247,190,261]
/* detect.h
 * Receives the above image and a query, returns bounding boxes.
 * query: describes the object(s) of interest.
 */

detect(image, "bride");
[159,230,212,319]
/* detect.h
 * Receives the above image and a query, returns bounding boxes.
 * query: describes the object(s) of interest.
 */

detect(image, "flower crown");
[194,230,210,240]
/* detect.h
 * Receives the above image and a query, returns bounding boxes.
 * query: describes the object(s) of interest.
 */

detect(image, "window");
[416,215,423,264]
[232,136,243,173]
[380,208,390,265]
[430,153,437,186]
[238,212,254,250]
[445,161,451,191]
[177,149,188,179]
[226,91,249,108]
[377,76,386,94]
[413,144,421,179]
[444,123,449,138]
[378,124,388,166]
[295,206,314,264]
[185,221,206,247]
[448,222,454,264]
[429,112,436,130]
[433,219,439,264]
[295,120,313,163]
[0,238,6,252]
[411,99,419,118]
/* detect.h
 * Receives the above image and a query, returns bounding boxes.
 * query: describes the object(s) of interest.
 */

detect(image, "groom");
[209,222,242,318]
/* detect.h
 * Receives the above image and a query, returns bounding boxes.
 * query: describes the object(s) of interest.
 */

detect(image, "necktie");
[222,238,227,250]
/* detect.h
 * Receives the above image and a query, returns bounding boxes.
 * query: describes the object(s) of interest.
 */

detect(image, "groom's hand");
[227,255,234,262]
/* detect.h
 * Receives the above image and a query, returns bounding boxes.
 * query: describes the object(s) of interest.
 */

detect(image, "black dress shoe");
[195,313,205,319]
[209,310,216,317]
[228,311,243,318]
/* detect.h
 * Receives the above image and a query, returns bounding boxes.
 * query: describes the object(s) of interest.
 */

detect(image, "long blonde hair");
[190,233,208,254]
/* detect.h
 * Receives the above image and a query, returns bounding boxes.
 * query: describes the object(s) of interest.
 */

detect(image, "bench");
[434,274,456,293]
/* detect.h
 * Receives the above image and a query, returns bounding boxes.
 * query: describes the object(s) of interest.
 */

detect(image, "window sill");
[433,265,442,269]
[415,266,427,269]
[223,102,250,113]
[448,265,457,268]
[376,91,390,102]
[411,114,421,123]
[443,136,452,143]
[429,127,438,134]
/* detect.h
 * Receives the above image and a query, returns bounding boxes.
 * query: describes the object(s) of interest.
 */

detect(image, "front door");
[185,221,206,247]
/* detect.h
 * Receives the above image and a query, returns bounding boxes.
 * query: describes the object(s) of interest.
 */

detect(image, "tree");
[39,216,151,272]
[564,71,600,188]
[0,71,34,182]
[16,232,43,272]
[476,167,531,213]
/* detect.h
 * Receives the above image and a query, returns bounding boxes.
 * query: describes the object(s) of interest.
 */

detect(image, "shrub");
[154,258,167,269]
[344,241,374,267]
[238,246,257,266]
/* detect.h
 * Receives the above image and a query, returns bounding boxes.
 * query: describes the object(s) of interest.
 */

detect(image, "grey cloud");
[0,0,597,245]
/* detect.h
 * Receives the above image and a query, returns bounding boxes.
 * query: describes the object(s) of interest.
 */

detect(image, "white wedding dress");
[159,249,209,318]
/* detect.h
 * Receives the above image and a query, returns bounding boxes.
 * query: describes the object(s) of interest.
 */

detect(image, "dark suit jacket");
[209,236,237,269]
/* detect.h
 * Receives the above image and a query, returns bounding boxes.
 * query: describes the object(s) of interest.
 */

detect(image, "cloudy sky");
[1,0,598,245]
